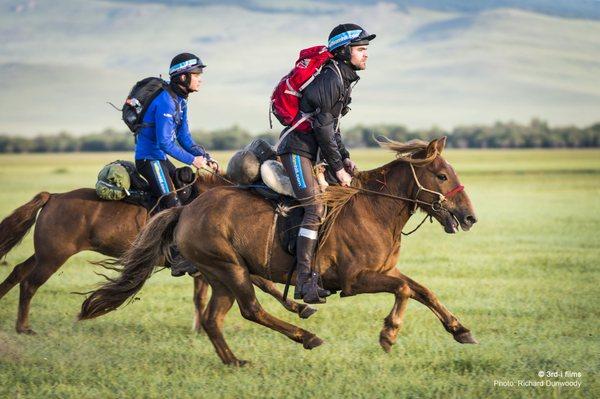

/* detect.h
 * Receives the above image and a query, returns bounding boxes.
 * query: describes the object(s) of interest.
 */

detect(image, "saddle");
[239,161,334,257]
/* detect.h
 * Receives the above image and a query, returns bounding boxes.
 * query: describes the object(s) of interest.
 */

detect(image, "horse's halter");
[407,163,464,215]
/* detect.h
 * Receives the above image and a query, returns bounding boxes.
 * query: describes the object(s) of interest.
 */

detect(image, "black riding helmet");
[169,53,206,93]
[169,52,206,77]
[328,23,376,66]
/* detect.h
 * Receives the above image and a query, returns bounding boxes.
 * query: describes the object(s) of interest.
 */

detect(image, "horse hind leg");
[193,274,210,333]
[16,252,70,335]
[200,278,246,366]
[0,255,36,300]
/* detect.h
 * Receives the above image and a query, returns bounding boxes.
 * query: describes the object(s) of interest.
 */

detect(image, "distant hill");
[0,0,599,135]
[110,0,600,20]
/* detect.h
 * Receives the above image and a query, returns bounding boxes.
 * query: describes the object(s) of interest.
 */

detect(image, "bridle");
[352,162,464,235]
[406,162,464,214]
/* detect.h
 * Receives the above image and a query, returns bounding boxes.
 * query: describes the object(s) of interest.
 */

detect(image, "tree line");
[0,119,598,153]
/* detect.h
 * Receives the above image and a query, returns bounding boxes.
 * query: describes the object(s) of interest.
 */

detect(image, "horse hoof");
[303,335,324,350]
[17,328,37,335]
[227,359,249,367]
[299,306,317,319]
[454,331,478,344]
[379,336,394,353]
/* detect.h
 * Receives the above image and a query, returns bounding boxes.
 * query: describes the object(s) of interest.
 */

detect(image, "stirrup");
[294,273,330,304]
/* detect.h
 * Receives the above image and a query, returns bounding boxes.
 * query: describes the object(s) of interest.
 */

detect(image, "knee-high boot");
[293,235,330,304]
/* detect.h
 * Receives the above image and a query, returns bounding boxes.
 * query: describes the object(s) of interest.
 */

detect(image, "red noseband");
[444,185,464,198]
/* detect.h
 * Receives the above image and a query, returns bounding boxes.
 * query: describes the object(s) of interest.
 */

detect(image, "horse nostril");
[465,215,478,225]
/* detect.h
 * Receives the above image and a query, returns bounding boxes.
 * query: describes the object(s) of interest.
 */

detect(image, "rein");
[148,167,233,215]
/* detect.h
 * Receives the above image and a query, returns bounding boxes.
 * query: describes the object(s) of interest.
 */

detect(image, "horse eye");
[437,174,447,181]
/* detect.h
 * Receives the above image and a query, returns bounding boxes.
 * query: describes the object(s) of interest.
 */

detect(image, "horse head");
[379,136,478,234]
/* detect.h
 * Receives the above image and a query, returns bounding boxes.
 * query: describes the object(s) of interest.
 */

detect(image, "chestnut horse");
[0,172,313,334]
[79,137,479,366]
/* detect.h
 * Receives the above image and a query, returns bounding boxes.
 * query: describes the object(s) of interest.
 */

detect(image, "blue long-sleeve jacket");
[134,89,208,165]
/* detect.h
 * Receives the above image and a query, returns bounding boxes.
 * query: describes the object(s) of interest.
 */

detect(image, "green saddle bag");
[95,161,133,200]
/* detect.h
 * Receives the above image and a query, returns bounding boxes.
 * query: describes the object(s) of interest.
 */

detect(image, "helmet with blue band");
[328,24,376,51]
[169,53,206,77]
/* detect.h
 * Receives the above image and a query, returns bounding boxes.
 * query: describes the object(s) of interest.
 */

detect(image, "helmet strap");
[344,46,363,71]
[170,75,190,99]
[335,45,361,70]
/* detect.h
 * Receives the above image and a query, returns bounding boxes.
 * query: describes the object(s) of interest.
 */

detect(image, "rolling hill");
[0,0,598,135]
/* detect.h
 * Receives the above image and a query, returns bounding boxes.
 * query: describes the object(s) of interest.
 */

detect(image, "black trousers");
[280,153,325,236]
[135,159,180,210]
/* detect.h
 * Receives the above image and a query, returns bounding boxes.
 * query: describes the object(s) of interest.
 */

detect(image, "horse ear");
[426,139,438,157]
[436,136,447,154]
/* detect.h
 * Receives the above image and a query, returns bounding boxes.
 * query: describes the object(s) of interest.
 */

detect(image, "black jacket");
[277,59,359,172]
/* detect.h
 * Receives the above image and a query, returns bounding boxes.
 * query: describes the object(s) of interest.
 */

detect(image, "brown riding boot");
[293,236,330,304]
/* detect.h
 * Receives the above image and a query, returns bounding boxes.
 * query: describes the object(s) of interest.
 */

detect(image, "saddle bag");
[226,139,277,185]
[95,160,149,201]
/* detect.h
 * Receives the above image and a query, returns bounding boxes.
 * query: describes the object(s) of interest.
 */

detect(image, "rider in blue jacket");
[135,52,217,276]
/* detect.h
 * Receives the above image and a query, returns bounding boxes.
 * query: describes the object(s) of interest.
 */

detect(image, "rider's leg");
[281,154,329,304]
[135,159,181,210]
[135,159,198,277]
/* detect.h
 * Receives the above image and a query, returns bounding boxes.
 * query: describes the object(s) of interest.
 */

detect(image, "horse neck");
[353,161,417,236]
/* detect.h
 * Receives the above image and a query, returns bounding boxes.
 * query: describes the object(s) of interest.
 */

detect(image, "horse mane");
[316,138,438,251]
[195,169,233,187]
[376,138,437,166]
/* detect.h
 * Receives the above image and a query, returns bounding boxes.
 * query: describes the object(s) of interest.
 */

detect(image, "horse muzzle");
[438,208,477,234]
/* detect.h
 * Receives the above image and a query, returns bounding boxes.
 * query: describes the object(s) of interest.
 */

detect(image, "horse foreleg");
[390,269,478,345]
[250,275,317,319]
[342,271,411,352]
[192,274,210,333]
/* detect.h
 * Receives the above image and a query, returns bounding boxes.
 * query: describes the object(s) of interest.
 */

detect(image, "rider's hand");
[343,158,357,176]
[335,168,353,187]
[192,156,208,170]
[207,158,219,172]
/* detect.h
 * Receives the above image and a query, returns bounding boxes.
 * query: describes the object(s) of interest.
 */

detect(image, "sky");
[0,0,599,135]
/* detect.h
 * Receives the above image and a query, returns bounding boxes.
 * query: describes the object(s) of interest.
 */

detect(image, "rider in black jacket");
[277,24,375,303]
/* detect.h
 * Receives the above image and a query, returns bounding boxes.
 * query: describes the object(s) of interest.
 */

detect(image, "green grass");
[0,150,598,398]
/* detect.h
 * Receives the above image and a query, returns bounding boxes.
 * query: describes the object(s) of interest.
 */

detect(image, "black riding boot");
[168,246,199,277]
[293,236,331,304]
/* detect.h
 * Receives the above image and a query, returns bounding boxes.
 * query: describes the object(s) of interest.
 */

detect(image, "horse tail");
[78,207,183,320]
[0,192,51,259]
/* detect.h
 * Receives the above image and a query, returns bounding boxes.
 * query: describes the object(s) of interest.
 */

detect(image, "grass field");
[0,149,598,398]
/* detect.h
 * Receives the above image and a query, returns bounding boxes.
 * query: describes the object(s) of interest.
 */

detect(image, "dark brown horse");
[79,137,479,366]
[0,172,314,334]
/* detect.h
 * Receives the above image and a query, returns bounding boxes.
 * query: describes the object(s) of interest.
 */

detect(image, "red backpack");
[270,45,333,134]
